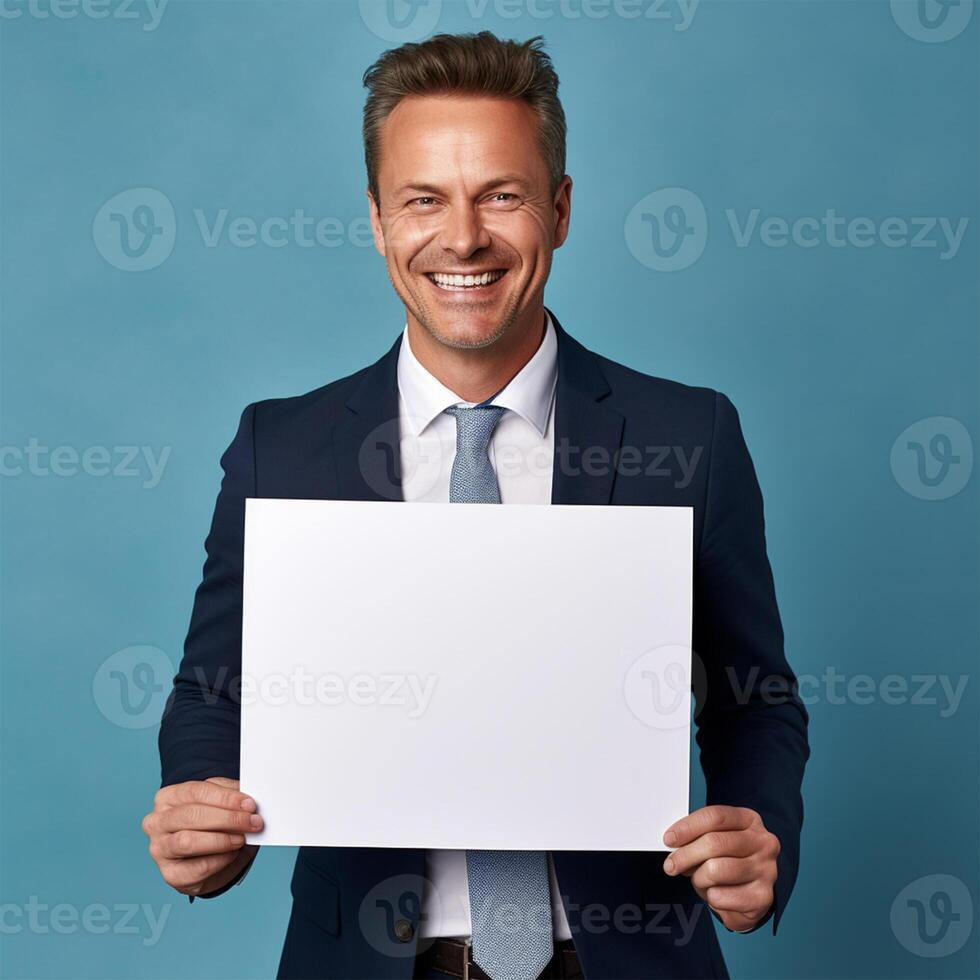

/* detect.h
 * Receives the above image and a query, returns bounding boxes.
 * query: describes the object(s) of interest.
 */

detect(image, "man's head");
[363,32,571,352]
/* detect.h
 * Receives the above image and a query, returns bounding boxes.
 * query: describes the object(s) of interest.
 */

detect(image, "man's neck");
[406,308,547,404]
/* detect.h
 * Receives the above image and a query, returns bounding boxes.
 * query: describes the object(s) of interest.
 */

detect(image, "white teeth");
[430,270,504,288]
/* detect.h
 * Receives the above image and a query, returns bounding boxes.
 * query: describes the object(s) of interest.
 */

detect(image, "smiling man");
[365,85,567,402]
[146,31,809,980]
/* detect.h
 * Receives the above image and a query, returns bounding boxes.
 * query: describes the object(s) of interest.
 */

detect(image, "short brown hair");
[362,31,566,204]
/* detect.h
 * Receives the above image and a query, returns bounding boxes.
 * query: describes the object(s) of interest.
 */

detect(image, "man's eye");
[486,192,521,208]
[410,197,437,208]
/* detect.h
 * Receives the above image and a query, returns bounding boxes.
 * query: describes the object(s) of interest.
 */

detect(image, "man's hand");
[142,777,261,897]
[662,805,780,933]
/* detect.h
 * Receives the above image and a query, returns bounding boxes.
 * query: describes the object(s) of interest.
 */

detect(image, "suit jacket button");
[394,918,414,943]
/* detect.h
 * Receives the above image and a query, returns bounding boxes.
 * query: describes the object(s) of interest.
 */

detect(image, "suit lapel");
[329,313,624,506]
[549,311,625,505]
[331,333,406,502]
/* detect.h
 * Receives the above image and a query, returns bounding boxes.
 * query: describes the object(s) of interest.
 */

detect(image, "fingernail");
[664,831,677,847]
[249,814,263,830]
[664,857,675,875]
[240,797,257,812]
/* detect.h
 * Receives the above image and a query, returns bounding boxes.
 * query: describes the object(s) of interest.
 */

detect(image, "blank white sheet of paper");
[241,498,692,851]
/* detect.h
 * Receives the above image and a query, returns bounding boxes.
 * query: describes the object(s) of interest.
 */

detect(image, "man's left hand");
[662,805,780,933]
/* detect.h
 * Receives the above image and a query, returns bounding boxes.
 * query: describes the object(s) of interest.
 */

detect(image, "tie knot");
[445,404,506,453]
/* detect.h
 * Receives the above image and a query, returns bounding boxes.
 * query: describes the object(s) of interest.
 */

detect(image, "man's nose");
[438,205,492,259]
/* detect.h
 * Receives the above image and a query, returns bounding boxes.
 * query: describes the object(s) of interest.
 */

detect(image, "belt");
[416,937,582,980]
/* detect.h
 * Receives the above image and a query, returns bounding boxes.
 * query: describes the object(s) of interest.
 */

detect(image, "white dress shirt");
[396,312,572,941]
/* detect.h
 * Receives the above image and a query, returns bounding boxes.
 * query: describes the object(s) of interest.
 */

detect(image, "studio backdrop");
[1,1,976,978]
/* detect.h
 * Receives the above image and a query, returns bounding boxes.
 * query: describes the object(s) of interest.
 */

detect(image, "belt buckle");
[460,938,471,980]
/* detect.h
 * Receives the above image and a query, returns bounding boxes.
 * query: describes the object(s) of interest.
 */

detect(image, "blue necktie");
[445,404,555,980]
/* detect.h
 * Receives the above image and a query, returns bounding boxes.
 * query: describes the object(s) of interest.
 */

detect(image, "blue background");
[1,0,976,977]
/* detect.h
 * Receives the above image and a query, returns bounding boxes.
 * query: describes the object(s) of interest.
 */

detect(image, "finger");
[160,852,241,890]
[156,830,247,860]
[157,780,256,813]
[664,806,756,848]
[665,830,758,876]
[691,856,759,892]
[206,777,253,805]
[156,804,263,835]
[718,910,763,933]
[704,881,773,915]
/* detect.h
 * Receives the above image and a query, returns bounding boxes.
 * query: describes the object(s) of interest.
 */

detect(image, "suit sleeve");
[692,391,810,935]
[158,403,256,786]
[156,404,260,901]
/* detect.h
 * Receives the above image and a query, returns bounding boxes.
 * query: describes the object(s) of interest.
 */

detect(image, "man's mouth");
[425,269,507,291]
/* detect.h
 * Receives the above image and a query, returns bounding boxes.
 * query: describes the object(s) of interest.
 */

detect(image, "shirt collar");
[397,311,558,437]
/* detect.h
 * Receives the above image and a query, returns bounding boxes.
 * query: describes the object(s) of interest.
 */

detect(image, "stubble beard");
[393,268,524,352]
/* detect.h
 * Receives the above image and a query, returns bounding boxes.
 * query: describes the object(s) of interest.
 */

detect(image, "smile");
[426,269,507,290]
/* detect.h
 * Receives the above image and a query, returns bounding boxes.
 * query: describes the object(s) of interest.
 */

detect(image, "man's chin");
[422,312,511,351]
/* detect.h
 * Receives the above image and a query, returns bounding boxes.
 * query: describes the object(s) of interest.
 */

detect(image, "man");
[144,31,809,980]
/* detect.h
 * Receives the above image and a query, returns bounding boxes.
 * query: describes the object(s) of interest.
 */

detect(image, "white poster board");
[241,499,692,850]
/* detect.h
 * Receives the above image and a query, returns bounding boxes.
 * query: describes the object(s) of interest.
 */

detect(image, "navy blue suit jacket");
[159,312,809,979]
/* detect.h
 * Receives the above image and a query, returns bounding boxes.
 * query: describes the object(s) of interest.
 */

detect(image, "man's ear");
[552,175,573,250]
[367,190,386,258]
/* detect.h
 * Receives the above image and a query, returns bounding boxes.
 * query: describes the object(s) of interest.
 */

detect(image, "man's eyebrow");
[391,175,532,198]
[392,182,443,198]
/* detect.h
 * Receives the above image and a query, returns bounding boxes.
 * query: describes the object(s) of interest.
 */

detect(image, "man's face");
[369,94,571,350]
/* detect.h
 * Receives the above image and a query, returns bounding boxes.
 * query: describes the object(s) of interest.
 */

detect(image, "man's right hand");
[142,776,261,897]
